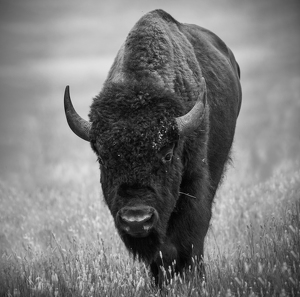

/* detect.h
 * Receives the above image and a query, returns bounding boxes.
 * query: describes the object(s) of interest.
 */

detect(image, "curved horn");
[175,77,207,136]
[64,86,91,141]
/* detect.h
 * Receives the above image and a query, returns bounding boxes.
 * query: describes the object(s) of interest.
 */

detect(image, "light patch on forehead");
[151,122,170,151]
[152,130,164,150]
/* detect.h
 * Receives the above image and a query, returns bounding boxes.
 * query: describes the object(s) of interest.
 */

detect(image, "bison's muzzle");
[117,206,159,238]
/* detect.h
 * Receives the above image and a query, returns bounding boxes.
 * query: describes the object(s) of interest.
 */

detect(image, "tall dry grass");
[0,167,299,296]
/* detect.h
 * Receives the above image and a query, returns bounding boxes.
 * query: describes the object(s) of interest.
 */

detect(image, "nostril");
[117,206,158,237]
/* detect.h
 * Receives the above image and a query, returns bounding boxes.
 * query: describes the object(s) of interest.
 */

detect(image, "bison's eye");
[159,143,175,164]
[162,152,173,163]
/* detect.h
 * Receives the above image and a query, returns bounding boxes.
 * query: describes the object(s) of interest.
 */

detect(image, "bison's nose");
[117,206,158,237]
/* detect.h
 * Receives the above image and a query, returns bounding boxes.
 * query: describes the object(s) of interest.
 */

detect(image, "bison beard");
[64,9,242,286]
[122,231,161,263]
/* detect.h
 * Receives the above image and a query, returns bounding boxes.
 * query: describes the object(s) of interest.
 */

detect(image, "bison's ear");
[175,77,207,136]
[64,86,91,141]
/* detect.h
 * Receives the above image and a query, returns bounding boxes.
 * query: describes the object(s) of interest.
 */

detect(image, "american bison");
[64,9,242,284]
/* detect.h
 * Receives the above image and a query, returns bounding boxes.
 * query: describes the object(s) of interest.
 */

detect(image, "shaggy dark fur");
[87,9,242,285]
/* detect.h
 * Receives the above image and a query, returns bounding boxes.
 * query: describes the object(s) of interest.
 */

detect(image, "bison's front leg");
[150,194,210,286]
[150,242,178,286]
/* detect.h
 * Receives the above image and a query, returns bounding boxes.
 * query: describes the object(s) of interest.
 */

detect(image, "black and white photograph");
[0,0,299,295]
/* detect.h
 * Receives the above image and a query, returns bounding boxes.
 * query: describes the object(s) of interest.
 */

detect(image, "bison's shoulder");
[145,10,232,62]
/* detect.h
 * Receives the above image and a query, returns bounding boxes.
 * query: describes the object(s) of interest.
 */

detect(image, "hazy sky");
[0,0,299,184]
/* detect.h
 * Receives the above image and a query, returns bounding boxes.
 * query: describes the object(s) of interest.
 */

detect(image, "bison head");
[64,77,207,263]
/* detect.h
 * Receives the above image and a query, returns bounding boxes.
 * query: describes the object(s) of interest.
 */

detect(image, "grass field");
[0,164,299,296]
